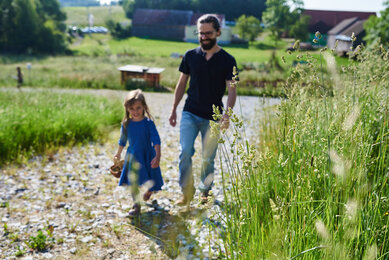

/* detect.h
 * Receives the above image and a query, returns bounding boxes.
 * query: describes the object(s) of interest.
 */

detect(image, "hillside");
[63,5,130,26]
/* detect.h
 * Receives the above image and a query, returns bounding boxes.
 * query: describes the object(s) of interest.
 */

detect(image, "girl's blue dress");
[118,117,163,191]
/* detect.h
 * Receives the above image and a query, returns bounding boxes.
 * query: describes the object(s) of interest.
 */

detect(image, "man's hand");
[169,110,177,127]
[220,114,230,130]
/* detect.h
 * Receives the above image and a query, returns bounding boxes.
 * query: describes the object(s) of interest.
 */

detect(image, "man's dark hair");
[197,14,221,32]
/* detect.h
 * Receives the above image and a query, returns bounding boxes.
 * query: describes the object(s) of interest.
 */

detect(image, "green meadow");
[0,6,349,96]
[0,32,348,98]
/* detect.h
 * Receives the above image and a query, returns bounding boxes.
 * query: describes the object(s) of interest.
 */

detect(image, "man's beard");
[200,38,217,50]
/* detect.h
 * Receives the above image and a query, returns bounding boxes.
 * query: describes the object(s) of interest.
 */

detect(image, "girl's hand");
[151,156,160,168]
[114,155,120,163]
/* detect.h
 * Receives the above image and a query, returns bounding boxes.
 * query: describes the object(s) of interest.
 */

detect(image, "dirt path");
[0,89,280,259]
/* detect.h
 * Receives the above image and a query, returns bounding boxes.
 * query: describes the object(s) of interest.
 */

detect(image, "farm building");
[302,9,375,45]
[329,19,367,55]
[132,8,233,43]
[303,9,375,34]
[132,9,193,41]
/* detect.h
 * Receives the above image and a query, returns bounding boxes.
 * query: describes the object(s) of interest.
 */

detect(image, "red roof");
[303,9,376,33]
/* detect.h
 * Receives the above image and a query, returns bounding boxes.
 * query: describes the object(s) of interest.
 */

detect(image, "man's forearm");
[172,73,189,111]
[172,84,186,111]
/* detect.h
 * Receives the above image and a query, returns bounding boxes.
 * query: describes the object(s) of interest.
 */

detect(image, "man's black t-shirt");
[179,47,237,120]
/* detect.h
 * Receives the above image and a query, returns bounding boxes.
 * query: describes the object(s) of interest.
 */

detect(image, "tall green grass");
[0,90,122,165]
[218,44,389,258]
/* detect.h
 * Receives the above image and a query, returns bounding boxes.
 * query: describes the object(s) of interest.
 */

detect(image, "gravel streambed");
[0,89,280,259]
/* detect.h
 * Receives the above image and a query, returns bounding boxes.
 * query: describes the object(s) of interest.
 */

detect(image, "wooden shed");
[118,65,165,88]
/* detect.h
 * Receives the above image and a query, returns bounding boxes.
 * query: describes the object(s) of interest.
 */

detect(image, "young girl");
[114,89,163,217]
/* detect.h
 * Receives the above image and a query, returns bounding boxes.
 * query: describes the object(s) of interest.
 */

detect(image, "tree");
[106,19,131,39]
[5,0,41,53]
[0,0,67,54]
[262,0,303,44]
[121,0,135,18]
[235,15,262,42]
[364,1,389,46]
[289,15,310,41]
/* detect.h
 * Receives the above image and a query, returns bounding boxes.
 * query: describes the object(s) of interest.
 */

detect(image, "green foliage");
[289,15,310,41]
[364,1,389,46]
[262,0,304,43]
[14,246,26,257]
[0,90,122,165]
[0,0,67,54]
[105,19,131,39]
[121,0,135,19]
[219,44,389,258]
[235,15,262,42]
[3,223,9,234]
[25,230,49,251]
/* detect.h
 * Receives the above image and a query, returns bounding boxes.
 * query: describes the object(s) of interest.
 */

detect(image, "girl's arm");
[114,145,125,162]
[151,144,161,168]
[115,124,127,162]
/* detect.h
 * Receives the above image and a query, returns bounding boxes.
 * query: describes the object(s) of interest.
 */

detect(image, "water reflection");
[129,201,206,258]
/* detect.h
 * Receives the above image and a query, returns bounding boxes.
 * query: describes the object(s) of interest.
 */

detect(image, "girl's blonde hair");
[122,89,153,131]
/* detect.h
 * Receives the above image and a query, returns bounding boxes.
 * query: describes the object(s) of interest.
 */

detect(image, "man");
[169,14,237,205]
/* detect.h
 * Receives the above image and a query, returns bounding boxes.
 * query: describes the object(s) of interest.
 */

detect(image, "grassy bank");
[218,46,388,258]
[0,90,122,165]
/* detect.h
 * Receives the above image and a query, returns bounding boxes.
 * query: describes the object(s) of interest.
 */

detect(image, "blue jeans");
[179,111,219,193]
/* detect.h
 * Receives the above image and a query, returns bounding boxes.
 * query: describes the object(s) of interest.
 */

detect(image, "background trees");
[262,0,306,43]
[364,1,389,46]
[235,15,262,42]
[0,0,67,54]
[289,15,310,41]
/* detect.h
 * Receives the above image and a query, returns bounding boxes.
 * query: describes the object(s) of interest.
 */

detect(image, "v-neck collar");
[198,47,222,62]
